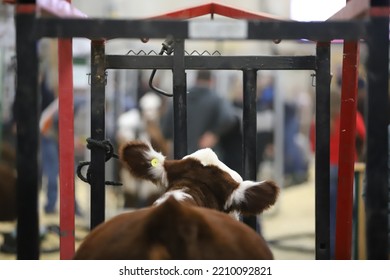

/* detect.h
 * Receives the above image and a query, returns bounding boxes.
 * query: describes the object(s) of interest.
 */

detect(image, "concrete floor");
[262,179,315,260]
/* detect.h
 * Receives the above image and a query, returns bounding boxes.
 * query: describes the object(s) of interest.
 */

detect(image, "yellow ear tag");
[151,158,159,167]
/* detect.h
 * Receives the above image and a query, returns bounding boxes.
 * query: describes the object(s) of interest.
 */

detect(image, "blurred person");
[116,92,166,208]
[310,89,366,259]
[219,75,244,177]
[256,74,275,178]
[39,74,83,216]
[117,92,168,155]
[160,70,237,160]
[39,73,59,215]
[283,100,310,186]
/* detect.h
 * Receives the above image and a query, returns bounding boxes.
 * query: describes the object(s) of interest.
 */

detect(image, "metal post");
[365,0,389,259]
[335,41,360,260]
[90,40,106,229]
[172,39,187,159]
[15,3,40,260]
[242,69,259,232]
[58,37,75,259]
[274,71,284,212]
[315,42,331,260]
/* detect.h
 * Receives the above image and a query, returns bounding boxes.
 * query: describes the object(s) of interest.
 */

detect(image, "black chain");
[76,138,122,186]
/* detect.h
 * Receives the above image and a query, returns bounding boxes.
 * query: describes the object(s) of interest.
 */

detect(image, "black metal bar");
[90,40,106,229]
[242,69,259,232]
[105,55,317,70]
[247,21,367,41]
[33,18,188,40]
[15,8,40,260]
[106,56,172,70]
[33,18,367,41]
[172,39,187,159]
[315,42,331,260]
[186,55,317,70]
[364,3,389,259]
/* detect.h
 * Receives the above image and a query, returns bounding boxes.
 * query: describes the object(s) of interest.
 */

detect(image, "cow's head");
[120,141,279,216]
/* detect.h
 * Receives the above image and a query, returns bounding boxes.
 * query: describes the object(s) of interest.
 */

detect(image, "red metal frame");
[15,4,36,13]
[56,0,85,260]
[150,2,286,20]
[58,36,75,260]
[24,0,86,260]
[10,0,81,260]
[327,0,390,260]
[328,0,367,260]
[335,41,360,259]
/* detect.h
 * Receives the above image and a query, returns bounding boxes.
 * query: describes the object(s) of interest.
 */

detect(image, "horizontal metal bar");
[185,55,317,70]
[33,18,188,39]
[33,18,367,40]
[246,21,367,41]
[106,55,172,69]
[105,55,317,70]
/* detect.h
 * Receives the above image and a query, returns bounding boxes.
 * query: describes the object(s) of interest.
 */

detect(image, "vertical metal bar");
[242,69,259,232]
[172,39,187,159]
[315,42,331,260]
[0,49,3,143]
[15,4,40,260]
[353,171,359,259]
[273,72,284,213]
[335,41,360,260]
[90,40,106,229]
[58,37,75,259]
[365,0,389,259]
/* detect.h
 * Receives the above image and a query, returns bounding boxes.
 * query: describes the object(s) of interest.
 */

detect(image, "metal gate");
[13,0,389,260]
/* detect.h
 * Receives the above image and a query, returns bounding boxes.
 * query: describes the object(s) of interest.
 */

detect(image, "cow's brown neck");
[163,159,239,212]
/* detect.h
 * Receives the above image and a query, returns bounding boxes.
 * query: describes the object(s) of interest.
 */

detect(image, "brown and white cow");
[74,141,279,260]
[0,142,17,222]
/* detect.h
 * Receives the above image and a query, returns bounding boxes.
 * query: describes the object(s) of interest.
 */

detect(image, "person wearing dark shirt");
[161,70,237,159]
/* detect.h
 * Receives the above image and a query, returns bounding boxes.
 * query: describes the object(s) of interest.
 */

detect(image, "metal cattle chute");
[12,0,389,260]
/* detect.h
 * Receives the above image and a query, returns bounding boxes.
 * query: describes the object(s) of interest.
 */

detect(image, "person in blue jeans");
[41,134,59,214]
[40,75,83,216]
[39,73,58,214]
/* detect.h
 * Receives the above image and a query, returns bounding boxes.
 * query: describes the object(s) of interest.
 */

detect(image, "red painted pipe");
[150,2,285,20]
[58,37,75,259]
[335,41,360,259]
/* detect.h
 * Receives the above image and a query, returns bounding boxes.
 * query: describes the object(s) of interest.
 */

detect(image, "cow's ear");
[120,141,167,187]
[225,180,279,215]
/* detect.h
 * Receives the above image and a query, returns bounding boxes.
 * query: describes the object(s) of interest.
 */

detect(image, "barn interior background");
[0,0,388,260]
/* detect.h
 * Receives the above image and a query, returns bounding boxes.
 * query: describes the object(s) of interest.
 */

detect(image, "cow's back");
[74,198,273,260]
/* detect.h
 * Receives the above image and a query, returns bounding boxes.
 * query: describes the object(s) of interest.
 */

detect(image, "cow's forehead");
[183,148,243,183]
